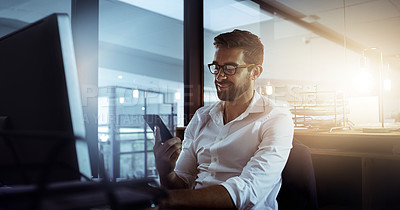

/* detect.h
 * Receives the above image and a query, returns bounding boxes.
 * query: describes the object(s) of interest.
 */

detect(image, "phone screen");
[143,114,173,143]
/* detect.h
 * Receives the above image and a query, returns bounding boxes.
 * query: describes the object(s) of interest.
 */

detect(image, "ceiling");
[0,0,399,71]
[259,0,400,69]
[118,0,273,31]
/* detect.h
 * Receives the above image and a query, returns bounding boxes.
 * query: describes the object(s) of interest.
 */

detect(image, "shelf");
[291,91,347,129]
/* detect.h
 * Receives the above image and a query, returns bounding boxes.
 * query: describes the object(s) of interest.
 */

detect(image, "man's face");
[213,47,252,102]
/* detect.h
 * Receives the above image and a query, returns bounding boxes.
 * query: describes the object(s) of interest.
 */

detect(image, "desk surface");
[295,129,400,138]
[294,129,400,155]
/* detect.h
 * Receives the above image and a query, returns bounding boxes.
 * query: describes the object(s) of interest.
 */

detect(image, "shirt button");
[213,157,218,162]
[219,138,223,141]
[211,172,215,177]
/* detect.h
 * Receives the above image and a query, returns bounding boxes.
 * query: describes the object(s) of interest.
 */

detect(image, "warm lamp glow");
[266,85,273,95]
[354,70,374,91]
[384,79,391,91]
[265,81,273,96]
[359,47,385,128]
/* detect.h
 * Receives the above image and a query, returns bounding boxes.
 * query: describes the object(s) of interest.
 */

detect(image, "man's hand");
[153,126,182,180]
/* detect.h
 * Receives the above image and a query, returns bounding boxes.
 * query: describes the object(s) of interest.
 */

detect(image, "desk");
[0,179,165,210]
[295,130,400,210]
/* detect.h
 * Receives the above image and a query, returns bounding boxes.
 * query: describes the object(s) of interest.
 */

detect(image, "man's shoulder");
[187,101,221,129]
[257,95,293,122]
[185,103,219,138]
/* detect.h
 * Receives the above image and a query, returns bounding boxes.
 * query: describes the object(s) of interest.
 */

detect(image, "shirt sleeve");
[220,110,294,210]
[174,112,200,189]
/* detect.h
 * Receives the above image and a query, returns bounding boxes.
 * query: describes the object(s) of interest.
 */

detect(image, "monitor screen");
[0,13,90,186]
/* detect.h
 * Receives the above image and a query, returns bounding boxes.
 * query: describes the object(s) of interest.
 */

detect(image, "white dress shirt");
[175,91,294,210]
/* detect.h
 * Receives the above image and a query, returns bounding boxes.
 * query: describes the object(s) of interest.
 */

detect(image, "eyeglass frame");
[208,62,255,75]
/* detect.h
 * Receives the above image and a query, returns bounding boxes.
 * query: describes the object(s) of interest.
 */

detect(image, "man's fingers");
[163,139,182,159]
[154,126,162,146]
[155,138,180,157]
[170,147,182,161]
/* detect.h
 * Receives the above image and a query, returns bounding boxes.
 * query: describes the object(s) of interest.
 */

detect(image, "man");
[153,29,294,209]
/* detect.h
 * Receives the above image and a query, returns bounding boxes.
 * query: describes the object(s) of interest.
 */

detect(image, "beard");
[215,76,251,102]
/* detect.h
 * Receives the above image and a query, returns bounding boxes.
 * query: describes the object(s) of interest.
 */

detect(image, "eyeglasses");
[208,62,255,75]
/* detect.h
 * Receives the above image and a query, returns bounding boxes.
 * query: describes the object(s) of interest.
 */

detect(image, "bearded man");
[153,29,294,210]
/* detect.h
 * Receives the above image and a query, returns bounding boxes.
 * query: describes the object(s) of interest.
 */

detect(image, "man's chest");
[193,119,264,168]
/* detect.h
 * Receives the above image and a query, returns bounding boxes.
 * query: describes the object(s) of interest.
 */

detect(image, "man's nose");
[215,68,226,81]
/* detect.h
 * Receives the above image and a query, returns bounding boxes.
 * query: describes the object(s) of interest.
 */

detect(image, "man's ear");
[251,65,263,80]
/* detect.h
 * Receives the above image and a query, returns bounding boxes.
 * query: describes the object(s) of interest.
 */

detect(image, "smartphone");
[143,114,173,143]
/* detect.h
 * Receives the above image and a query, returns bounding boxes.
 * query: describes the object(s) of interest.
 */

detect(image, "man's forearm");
[159,171,188,189]
[161,185,236,209]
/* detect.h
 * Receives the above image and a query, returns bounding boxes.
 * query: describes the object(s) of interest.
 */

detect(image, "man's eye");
[225,65,235,70]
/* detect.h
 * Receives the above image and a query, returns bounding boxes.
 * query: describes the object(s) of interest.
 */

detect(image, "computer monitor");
[0,13,91,186]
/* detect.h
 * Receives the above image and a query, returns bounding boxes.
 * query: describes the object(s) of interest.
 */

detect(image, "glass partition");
[204,0,400,129]
[99,0,183,180]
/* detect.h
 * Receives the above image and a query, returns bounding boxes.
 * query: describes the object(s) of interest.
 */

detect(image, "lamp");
[133,89,139,98]
[175,92,181,100]
[383,64,391,91]
[383,79,391,91]
[360,47,385,128]
[266,81,273,96]
[119,97,125,104]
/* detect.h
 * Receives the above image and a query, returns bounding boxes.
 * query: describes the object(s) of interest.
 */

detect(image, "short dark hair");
[213,29,264,65]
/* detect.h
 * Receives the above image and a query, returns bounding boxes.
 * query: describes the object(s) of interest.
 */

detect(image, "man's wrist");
[160,171,189,190]
[159,171,177,188]
[159,171,174,181]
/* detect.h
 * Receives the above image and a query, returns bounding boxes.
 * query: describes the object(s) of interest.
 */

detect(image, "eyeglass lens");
[209,64,236,75]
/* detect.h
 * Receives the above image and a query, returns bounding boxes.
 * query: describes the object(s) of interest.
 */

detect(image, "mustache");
[215,81,233,85]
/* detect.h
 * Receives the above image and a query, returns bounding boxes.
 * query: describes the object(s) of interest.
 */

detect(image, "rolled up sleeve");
[221,111,294,210]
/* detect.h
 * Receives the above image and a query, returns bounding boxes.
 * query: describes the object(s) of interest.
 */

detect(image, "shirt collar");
[247,91,265,114]
[209,91,266,125]
[209,100,224,126]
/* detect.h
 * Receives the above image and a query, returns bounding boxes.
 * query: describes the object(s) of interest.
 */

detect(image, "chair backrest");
[277,138,318,210]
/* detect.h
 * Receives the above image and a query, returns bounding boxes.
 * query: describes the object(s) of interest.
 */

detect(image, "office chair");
[277,138,318,210]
